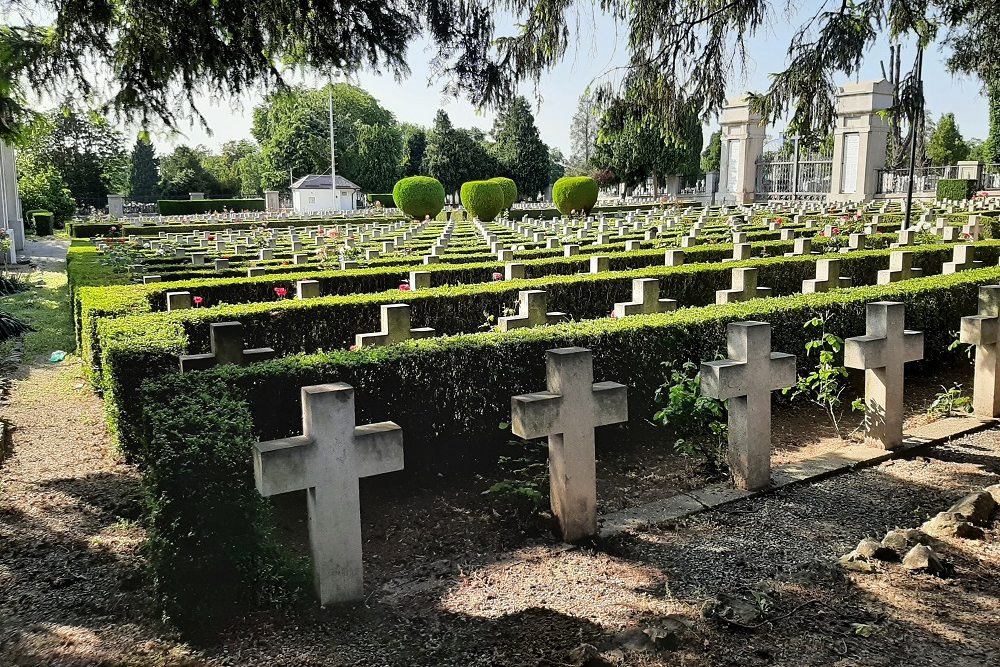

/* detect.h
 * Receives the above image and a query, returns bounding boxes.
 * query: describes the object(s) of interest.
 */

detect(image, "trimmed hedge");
[937,179,976,202]
[139,264,1000,629]
[490,177,518,210]
[32,211,54,236]
[392,176,445,220]
[553,176,599,215]
[367,193,395,208]
[460,180,504,222]
[158,198,266,216]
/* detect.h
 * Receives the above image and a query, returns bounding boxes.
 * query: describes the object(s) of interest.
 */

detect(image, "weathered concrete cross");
[845,302,924,449]
[801,259,852,294]
[612,279,677,317]
[499,290,566,331]
[253,383,404,605]
[716,268,772,304]
[700,322,796,490]
[511,347,627,540]
[876,251,923,284]
[178,321,275,372]
[960,285,1000,417]
[942,244,983,274]
[355,304,435,348]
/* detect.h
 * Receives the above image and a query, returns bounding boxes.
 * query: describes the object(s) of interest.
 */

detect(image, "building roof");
[290,174,362,190]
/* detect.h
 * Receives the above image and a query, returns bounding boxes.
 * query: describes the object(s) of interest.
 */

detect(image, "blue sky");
[157,2,989,155]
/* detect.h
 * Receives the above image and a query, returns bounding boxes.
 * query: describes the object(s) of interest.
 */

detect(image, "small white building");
[291,174,362,214]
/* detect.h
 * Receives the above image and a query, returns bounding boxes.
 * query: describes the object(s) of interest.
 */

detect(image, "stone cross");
[664,250,685,267]
[960,285,1000,417]
[505,262,526,280]
[838,233,867,254]
[784,238,812,257]
[700,322,796,490]
[942,244,983,274]
[166,291,192,311]
[891,228,916,248]
[355,304,435,348]
[179,321,276,372]
[253,383,404,605]
[845,302,924,449]
[723,243,752,262]
[716,268,772,304]
[876,251,923,284]
[802,259,852,294]
[297,280,321,299]
[408,271,431,290]
[499,290,566,331]
[511,347,627,541]
[612,279,677,317]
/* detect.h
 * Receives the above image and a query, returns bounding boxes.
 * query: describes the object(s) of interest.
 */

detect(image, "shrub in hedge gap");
[489,177,518,210]
[32,211,54,236]
[936,178,976,202]
[392,176,445,220]
[552,176,599,215]
[460,180,505,222]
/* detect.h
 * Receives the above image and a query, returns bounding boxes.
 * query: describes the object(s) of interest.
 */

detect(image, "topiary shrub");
[489,177,517,210]
[367,193,396,208]
[32,211,54,236]
[936,178,976,202]
[552,176,599,215]
[392,176,445,220]
[460,180,504,222]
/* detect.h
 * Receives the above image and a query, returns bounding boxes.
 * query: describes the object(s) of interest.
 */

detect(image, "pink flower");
[609,311,618,319]
[492,272,503,281]
[110,226,117,232]
[349,344,359,352]
[193,296,204,306]
[399,283,411,291]
[831,226,841,235]
[274,287,288,298]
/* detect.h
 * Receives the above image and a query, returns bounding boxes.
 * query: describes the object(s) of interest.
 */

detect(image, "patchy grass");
[0,270,74,363]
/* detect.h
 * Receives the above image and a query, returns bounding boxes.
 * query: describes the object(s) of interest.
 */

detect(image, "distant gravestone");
[613,279,677,318]
[178,321,275,372]
[802,259,852,294]
[253,383,404,605]
[499,290,566,331]
[876,251,922,284]
[716,267,771,304]
[355,304,435,348]
[942,245,983,274]
[511,347,627,541]
[960,285,1000,417]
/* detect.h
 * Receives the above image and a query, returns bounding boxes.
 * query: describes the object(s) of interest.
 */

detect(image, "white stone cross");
[166,291,192,311]
[838,233,867,254]
[613,279,677,317]
[355,304,436,348]
[960,285,1000,417]
[891,228,916,248]
[700,322,796,490]
[716,268,772,304]
[253,383,404,605]
[876,251,923,284]
[942,244,983,274]
[783,238,812,257]
[845,302,924,449]
[723,243,752,262]
[179,321,275,372]
[802,259,852,294]
[511,347,628,541]
[499,290,566,331]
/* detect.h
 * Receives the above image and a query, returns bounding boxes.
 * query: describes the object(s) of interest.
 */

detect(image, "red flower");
[193,296,204,306]
[207,235,215,241]
[492,272,503,281]
[831,226,841,235]
[399,284,411,291]
[274,287,288,298]
[110,226,117,232]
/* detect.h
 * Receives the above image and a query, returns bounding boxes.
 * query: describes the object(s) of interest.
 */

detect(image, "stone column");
[957,161,983,185]
[107,194,124,218]
[264,190,280,212]
[0,140,24,256]
[189,192,205,200]
[828,80,894,203]
[717,97,765,206]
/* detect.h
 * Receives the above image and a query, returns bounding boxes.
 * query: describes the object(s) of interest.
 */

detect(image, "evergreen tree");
[926,113,969,166]
[568,91,599,175]
[129,137,159,198]
[422,110,464,194]
[400,125,427,177]
[986,84,1000,164]
[158,145,220,197]
[700,130,722,173]
[489,96,551,200]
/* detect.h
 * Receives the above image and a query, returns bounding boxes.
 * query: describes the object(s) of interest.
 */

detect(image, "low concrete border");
[598,416,997,539]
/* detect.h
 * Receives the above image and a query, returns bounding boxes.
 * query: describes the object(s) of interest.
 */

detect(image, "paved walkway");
[21,238,69,263]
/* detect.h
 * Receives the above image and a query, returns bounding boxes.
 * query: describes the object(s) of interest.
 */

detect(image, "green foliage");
[422,110,504,194]
[354,123,404,192]
[927,384,973,418]
[158,145,221,196]
[927,113,970,166]
[400,124,427,178]
[201,140,262,196]
[128,137,159,199]
[489,176,517,209]
[568,91,598,175]
[367,193,395,207]
[552,176,598,214]
[488,96,551,199]
[484,435,549,531]
[936,179,976,201]
[653,361,728,473]
[157,199,265,215]
[783,314,849,438]
[460,180,504,221]
[701,130,722,173]
[16,152,75,224]
[986,83,1000,165]
[392,176,445,219]
[32,211,54,236]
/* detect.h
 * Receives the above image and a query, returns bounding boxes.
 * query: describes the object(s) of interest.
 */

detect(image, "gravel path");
[1,360,998,666]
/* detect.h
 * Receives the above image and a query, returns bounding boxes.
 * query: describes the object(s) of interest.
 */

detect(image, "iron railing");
[755,153,833,197]
[876,165,959,195]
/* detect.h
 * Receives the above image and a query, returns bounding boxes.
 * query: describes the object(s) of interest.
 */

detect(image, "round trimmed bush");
[552,176,599,215]
[489,177,517,210]
[460,180,504,222]
[392,176,445,220]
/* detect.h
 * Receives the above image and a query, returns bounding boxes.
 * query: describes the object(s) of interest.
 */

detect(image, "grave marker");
[716,268,772,304]
[499,290,566,331]
[179,321,276,372]
[612,279,677,317]
[355,304,436,348]
[960,285,1000,417]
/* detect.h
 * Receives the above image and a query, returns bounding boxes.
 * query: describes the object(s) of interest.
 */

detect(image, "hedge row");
[138,264,1000,630]
[68,215,411,239]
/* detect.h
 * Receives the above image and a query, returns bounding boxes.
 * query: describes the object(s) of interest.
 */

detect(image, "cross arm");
[511,391,562,439]
[178,353,215,373]
[244,347,277,363]
[769,353,797,391]
[903,330,924,364]
[844,335,886,370]
[253,435,313,497]
[591,382,629,427]
[354,422,405,478]
[700,360,746,401]
[961,315,999,347]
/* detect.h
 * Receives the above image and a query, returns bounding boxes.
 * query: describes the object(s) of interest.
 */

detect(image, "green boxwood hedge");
[367,193,395,207]
[392,176,445,220]
[158,198,266,215]
[460,180,505,222]
[936,179,976,202]
[489,177,518,210]
[552,176,599,215]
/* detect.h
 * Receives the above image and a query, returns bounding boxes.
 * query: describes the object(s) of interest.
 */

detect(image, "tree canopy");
[926,112,969,166]
[488,96,551,199]
[128,137,159,199]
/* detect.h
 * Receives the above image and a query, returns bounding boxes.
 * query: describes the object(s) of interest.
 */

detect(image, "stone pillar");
[107,194,124,218]
[717,97,765,206]
[829,80,894,203]
[957,161,983,184]
[0,140,24,257]
[264,190,280,212]
[189,192,205,200]
[663,175,681,196]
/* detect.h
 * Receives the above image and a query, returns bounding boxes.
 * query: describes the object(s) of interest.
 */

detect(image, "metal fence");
[980,164,1000,191]
[755,153,832,198]
[876,166,959,195]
